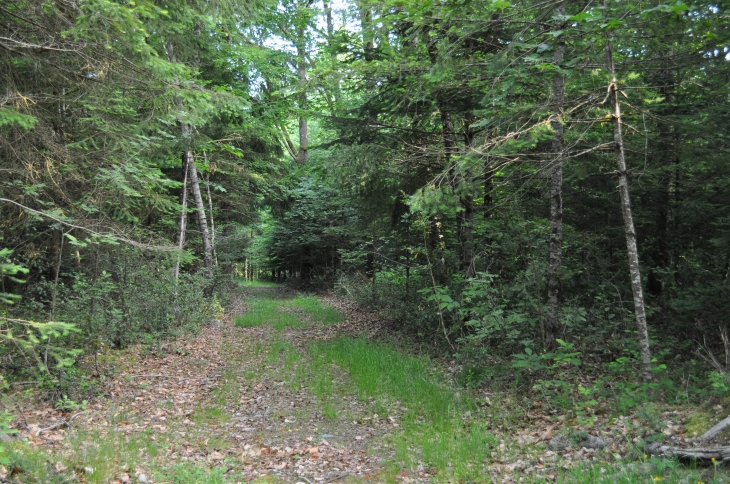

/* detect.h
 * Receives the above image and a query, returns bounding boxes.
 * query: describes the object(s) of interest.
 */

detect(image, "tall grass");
[283,296,343,324]
[557,461,708,483]
[309,337,496,481]
[235,280,281,288]
[235,298,303,330]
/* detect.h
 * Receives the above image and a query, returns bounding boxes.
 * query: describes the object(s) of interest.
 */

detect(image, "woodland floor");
[3,284,730,483]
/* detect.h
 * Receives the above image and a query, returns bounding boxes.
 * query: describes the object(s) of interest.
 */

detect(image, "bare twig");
[35,420,68,436]
[127,374,220,381]
[0,198,176,251]
[34,411,87,436]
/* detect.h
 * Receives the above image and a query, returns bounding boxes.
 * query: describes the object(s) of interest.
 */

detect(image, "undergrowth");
[308,336,496,481]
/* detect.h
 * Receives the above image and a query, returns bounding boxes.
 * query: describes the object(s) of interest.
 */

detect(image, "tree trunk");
[429,216,447,285]
[484,161,494,216]
[173,153,189,281]
[546,1,565,343]
[358,1,374,61]
[186,151,214,279]
[166,35,212,282]
[203,152,217,267]
[460,118,478,277]
[461,196,475,277]
[605,31,653,383]
[297,24,308,162]
[323,1,333,39]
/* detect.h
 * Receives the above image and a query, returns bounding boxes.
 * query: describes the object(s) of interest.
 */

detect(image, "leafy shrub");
[55,259,215,349]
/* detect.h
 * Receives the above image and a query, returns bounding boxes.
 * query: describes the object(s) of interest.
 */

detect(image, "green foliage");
[309,336,497,480]
[0,108,36,130]
[235,298,303,330]
[266,177,362,286]
[0,410,17,465]
[55,261,215,349]
[0,248,28,305]
[1,250,80,388]
[282,296,343,324]
[512,339,582,371]
[55,395,88,412]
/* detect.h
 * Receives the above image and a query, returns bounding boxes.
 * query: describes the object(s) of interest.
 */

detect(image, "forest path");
[12,283,703,484]
[14,283,413,483]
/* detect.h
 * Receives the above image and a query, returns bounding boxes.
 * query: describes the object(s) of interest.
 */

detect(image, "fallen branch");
[647,442,730,462]
[645,413,730,464]
[127,374,220,381]
[324,474,351,483]
[699,415,730,441]
[35,411,86,436]
[35,420,68,436]
[8,381,37,387]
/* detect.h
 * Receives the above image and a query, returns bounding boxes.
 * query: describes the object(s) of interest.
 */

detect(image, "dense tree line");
[262,0,730,382]
[1,0,729,393]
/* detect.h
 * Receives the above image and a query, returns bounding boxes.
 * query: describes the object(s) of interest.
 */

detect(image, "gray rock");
[584,434,608,450]
[548,435,571,450]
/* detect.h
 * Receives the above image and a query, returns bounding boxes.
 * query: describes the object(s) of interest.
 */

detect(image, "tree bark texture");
[167,35,213,281]
[186,149,214,279]
[203,152,217,267]
[606,34,653,383]
[546,1,565,341]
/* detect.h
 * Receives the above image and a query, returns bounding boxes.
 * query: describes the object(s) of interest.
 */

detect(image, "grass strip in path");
[235,298,303,330]
[309,336,497,482]
[282,296,343,324]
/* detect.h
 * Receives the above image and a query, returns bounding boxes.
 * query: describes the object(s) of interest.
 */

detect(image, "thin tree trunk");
[166,36,212,282]
[323,0,333,39]
[50,229,66,322]
[358,1,374,61]
[186,152,214,279]
[460,118,477,278]
[605,29,653,383]
[372,233,378,303]
[430,216,447,285]
[297,25,308,162]
[546,1,566,343]
[461,196,475,277]
[484,160,494,216]
[173,154,189,281]
[46,229,68,369]
[203,152,217,267]
[648,48,678,296]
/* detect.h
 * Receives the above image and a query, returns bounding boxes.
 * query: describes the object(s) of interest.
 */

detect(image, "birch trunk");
[546,1,565,342]
[166,36,214,281]
[606,33,653,383]
[186,151,214,279]
[203,152,217,267]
